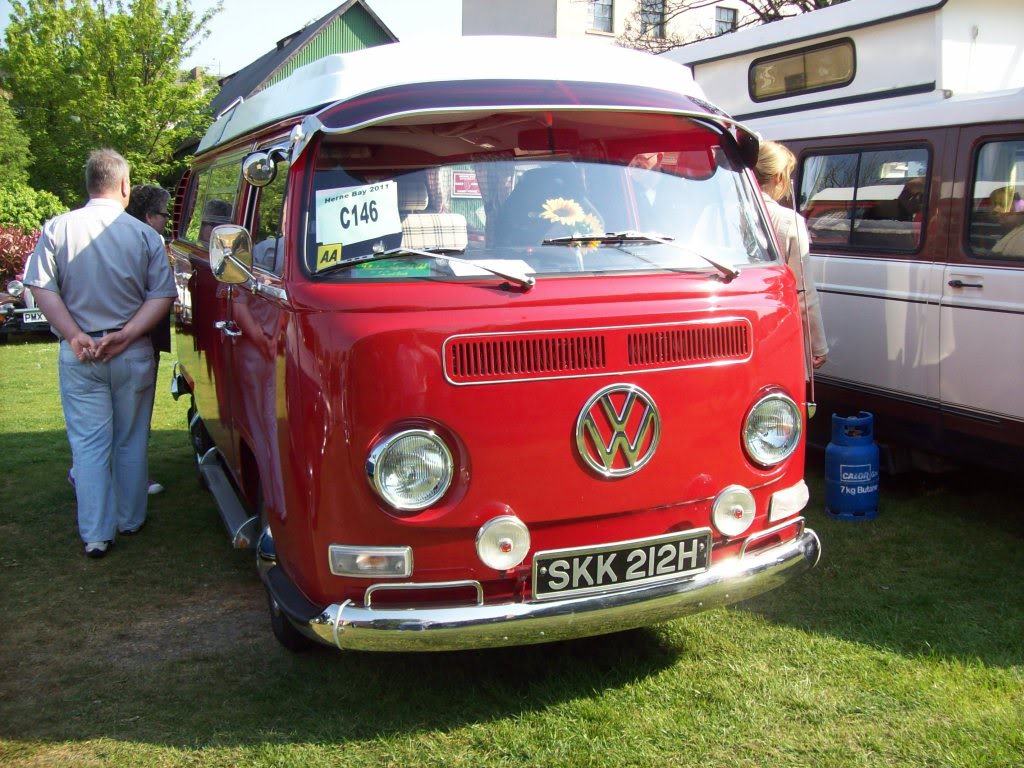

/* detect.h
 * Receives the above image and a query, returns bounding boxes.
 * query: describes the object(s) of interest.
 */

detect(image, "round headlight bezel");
[743,391,802,467]
[366,429,454,512]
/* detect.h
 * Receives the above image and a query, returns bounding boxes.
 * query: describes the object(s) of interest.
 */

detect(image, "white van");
[666,0,1024,471]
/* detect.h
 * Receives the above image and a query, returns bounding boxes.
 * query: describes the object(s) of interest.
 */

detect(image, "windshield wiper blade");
[542,230,739,282]
[316,246,535,289]
[542,231,673,246]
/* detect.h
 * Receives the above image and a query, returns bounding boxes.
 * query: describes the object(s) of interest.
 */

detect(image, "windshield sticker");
[314,181,402,264]
[352,260,432,278]
[316,243,343,271]
[448,259,535,278]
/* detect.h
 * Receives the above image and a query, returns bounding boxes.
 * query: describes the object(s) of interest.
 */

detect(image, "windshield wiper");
[315,246,535,290]
[541,230,739,282]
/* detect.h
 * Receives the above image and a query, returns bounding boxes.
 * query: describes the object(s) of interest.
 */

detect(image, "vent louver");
[444,319,751,384]
[447,333,607,383]
[628,322,750,366]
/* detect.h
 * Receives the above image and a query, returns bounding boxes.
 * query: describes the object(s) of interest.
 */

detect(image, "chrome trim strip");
[301,529,819,652]
[740,517,807,559]
[253,281,288,302]
[364,580,484,608]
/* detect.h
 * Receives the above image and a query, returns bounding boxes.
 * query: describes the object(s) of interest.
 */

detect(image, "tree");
[0,93,67,266]
[0,0,220,205]
[619,0,851,53]
[0,97,33,187]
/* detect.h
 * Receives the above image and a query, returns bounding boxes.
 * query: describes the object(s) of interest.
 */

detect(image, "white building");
[462,0,759,46]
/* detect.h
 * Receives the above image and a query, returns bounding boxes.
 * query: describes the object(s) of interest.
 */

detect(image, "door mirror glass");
[210,224,254,284]
[243,152,277,187]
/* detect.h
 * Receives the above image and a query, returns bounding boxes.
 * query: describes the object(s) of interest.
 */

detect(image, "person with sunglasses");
[125,184,173,495]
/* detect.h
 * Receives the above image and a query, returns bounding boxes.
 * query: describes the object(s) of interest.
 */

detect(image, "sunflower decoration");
[540,197,585,226]
[540,198,603,250]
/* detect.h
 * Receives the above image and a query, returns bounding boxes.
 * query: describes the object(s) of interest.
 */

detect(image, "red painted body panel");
[233,268,806,606]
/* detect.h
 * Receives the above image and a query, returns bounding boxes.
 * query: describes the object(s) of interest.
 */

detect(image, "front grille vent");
[628,321,750,367]
[447,333,607,383]
[444,318,751,384]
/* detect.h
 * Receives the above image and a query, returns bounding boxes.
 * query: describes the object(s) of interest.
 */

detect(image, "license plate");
[532,528,711,600]
[20,310,46,324]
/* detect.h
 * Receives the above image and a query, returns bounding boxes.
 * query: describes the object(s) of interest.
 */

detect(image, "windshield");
[303,111,775,280]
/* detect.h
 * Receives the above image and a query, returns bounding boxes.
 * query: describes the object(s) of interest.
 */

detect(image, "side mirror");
[242,152,277,187]
[209,225,254,284]
[242,145,289,188]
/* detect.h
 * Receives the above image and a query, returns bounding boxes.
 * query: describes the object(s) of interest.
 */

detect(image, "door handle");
[948,279,983,289]
[215,320,242,337]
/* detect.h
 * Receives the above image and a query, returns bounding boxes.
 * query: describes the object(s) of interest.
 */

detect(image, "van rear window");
[798,146,929,253]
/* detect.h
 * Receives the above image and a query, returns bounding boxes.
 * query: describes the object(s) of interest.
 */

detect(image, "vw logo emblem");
[575,384,660,477]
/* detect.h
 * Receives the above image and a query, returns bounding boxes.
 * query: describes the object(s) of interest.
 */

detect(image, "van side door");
[798,140,945,412]
[223,147,291,516]
[942,128,1024,432]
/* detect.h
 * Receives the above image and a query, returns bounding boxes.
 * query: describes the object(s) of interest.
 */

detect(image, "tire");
[187,399,211,489]
[266,586,316,652]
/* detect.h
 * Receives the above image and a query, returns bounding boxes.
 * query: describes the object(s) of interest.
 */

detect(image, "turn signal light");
[328,545,412,578]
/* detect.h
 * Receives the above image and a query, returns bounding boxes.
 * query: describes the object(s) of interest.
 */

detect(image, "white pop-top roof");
[663,0,1023,120]
[198,36,705,154]
[666,0,944,67]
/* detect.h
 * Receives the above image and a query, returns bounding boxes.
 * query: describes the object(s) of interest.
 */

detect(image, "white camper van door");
[940,130,1024,424]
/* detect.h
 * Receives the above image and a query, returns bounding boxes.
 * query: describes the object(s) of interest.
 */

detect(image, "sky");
[0,0,463,77]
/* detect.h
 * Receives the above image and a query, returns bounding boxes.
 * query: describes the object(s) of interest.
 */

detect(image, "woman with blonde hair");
[755,140,828,371]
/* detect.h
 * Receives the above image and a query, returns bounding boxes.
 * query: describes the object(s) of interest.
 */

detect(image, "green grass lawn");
[1,336,1021,767]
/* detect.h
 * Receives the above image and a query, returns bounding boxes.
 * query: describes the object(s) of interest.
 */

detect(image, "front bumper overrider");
[259,524,820,652]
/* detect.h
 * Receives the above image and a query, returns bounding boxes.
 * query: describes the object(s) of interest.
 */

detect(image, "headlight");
[743,392,802,466]
[6,279,24,298]
[366,429,453,512]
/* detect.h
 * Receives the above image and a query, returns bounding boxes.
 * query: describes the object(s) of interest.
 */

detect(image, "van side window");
[181,158,243,247]
[968,140,1024,259]
[182,170,211,244]
[251,159,290,275]
[750,39,854,102]
[798,147,929,252]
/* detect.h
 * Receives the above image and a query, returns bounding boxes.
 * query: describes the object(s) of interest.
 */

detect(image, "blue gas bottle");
[825,411,880,520]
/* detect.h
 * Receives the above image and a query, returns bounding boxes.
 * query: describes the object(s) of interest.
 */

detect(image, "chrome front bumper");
[266,525,820,652]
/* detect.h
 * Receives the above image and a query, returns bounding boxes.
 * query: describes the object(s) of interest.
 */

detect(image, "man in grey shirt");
[25,149,176,558]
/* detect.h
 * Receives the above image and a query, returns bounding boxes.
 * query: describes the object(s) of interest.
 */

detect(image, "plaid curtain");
[473,157,514,244]
[425,168,449,213]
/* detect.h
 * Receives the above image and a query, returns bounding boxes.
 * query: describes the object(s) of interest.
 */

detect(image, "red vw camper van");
[169,37,819,652]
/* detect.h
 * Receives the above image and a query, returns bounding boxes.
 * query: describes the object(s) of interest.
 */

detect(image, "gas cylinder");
[825,411,880,520]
